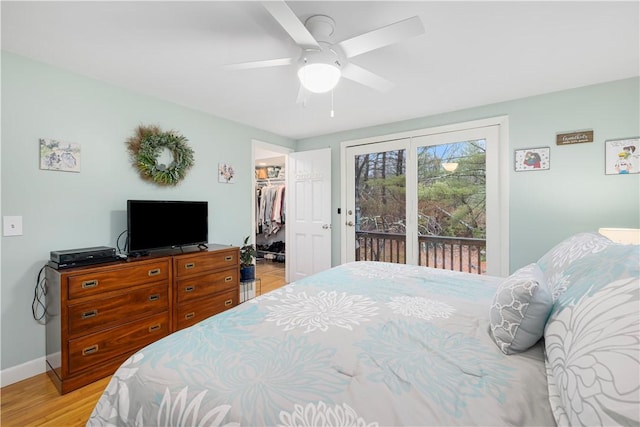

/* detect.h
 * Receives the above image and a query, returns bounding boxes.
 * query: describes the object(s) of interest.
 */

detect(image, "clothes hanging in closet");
[256,184,286,235]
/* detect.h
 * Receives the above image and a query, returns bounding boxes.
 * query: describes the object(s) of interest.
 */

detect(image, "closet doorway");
[252,140,293,292]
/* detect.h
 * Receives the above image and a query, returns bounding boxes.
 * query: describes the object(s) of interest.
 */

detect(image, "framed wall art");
[39,138,81,172]
[218,162,235,183]
[605,137,639,175]
[514,147,550,171]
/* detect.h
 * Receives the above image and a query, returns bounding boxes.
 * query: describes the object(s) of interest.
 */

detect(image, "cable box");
[48,257,119,270]
[49,246,118,269]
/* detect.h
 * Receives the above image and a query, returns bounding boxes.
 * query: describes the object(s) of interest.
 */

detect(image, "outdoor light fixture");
[298,50,341,94]
[442,162,459,172]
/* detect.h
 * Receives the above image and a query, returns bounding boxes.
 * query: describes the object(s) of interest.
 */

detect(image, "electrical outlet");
[3,216,23,236]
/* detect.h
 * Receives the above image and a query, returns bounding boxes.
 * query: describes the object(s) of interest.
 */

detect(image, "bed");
[88,232,639,426]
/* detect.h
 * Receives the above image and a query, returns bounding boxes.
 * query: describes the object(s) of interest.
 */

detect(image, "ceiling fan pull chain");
[330,89,335,118]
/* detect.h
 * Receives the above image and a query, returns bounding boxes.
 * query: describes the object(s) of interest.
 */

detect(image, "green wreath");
[126,125,194,186]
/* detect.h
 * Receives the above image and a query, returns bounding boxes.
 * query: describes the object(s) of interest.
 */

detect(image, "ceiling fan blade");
[341,63,395,93]
[262,1,320,50]
[296,85,310,106]
[222,57,294,70]
[336,16,424,58]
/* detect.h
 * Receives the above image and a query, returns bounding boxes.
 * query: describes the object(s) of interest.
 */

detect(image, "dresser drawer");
[176,267,238,303]
[67,260,170,299]
[67,283,169,337]
[174,250,238,278]
[68,312,169,375]
[176,288,238,330]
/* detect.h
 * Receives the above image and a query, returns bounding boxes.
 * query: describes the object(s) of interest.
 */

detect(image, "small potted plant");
[240,235,257,281]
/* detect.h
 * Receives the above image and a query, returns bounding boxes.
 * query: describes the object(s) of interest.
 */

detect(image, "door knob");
[322,224,332,229]
[346,221,354,227]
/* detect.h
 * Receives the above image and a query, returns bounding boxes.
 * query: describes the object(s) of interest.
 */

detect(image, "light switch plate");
[3,216,23,236]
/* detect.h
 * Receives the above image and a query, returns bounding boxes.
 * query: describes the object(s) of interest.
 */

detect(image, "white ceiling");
[2,1,638,140]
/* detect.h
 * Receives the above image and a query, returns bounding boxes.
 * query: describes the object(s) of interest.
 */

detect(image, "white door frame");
[251,140,294,282]
[340,116,510,277]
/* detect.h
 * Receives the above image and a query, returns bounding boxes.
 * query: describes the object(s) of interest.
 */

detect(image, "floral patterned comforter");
[87,262,555,426]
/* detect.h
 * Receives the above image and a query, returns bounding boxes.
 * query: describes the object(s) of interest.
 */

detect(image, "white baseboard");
[0,357,46,388]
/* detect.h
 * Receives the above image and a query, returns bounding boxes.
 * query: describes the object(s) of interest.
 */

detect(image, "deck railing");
[355,232,486,274]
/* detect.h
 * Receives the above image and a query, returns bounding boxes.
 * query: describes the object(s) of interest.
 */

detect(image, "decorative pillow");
[553,244,640,308]
[545,276,640,426]
[536,232,613,301]
[489,263,552,355]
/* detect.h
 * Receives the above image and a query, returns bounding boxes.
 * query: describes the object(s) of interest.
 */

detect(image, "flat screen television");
[127,200,208,255]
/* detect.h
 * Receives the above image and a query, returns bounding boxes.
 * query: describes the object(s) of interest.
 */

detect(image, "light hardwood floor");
[0,374,111,426]
[0,262,287,426]
[257,259,286,295]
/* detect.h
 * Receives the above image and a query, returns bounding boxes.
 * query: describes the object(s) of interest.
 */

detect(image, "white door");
[286,148,332,281]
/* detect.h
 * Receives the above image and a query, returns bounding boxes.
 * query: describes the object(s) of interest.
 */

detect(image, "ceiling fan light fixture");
[297,49,341,93]
[298,63,341,93]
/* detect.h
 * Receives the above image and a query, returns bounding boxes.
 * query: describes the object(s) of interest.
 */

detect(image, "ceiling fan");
[223,1,425,104]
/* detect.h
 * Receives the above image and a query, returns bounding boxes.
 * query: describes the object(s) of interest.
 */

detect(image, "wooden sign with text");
[556,130,594,145]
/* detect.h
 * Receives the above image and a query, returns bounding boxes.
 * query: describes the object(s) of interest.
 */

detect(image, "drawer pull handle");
[185,286,195,293]
[81,310,98,319]
[224,299,233,307]
[81,279,98,289]
[148,324,161,332]
[148,294,160,302]
[82,345,99,356]
[185,262,195,269]
[225,256,233,262]
[148,268,161,277]
[185,312,195,320]
[225,276,233,282]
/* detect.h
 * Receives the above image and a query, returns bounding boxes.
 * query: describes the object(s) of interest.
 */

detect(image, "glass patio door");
[344,123,504,275]
[411,130,489,274]
[345,140,409,264]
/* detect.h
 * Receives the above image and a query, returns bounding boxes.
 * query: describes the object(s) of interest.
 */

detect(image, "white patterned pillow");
[536,232,613,301]
[489,263,552,355]
[545,277,640,426]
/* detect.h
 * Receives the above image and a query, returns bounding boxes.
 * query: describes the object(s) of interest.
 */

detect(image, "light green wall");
[297,78,640,271]
[0,52,294,370]
[2,51,639,373]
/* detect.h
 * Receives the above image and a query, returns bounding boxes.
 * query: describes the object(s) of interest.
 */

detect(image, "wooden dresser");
[173,247,239,330]
[45,245,239,394]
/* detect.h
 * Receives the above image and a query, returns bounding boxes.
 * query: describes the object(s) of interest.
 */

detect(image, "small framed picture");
[218,162,235,183]
[39,138,81,172]
[605,137,639,175]
[514,147,550,171]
